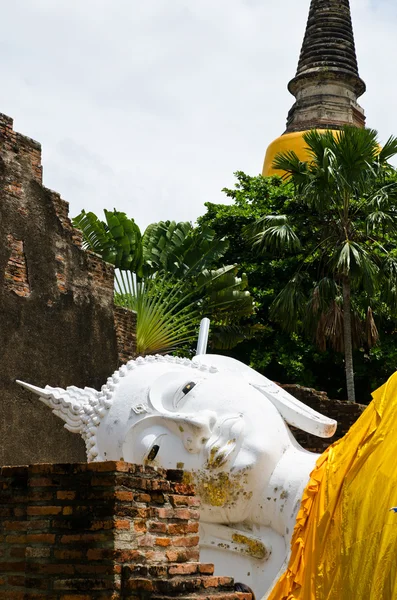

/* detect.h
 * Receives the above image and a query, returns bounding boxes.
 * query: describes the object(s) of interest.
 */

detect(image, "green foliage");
[74,209,143,272]
[197,164,397,403]
[265,127,397,401]
[73,210,257,356]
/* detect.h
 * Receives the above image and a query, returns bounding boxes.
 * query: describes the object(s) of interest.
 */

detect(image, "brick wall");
[283,384,366,453]
[0,462,251,600]
[114,307,137,365]
[0,112,137,465]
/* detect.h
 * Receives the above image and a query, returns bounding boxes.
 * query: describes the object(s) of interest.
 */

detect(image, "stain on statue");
[18,354,337,599]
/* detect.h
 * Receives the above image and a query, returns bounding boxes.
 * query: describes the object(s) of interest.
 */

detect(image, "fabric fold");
[267,373,397,600]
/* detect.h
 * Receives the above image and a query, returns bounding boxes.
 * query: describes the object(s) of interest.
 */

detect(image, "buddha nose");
[173,411,217,454]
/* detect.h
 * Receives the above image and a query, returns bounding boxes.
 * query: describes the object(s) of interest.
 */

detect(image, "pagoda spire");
[286,0,366,133]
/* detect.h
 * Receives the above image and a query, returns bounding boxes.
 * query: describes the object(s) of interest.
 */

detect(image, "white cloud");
[1,0,396,229]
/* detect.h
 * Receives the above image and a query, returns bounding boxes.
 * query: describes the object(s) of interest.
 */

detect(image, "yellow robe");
[268,372,397,599]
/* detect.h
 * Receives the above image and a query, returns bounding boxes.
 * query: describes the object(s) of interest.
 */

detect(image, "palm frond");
[334,241,379,294]
[315,299,345,353]
[72,210,113,259]
[272,150,307,180]
[114,262,255,356]
[378,135,397,164]
[270,274,307,332]
[314,299,365,353]
[115,273,199,355]
[303,278,339,335]
[73,209,143,271]
[249,215,301,253]
[142,221,192,276]
[104,210,143,271]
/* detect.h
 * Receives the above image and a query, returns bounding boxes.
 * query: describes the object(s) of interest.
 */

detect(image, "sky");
[1,0,397,230]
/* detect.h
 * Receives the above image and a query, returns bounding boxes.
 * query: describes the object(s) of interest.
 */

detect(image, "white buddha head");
[18,354,336,523]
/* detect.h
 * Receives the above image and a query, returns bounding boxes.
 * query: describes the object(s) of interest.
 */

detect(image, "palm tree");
[73,210,257,355]
[249,126,397,402]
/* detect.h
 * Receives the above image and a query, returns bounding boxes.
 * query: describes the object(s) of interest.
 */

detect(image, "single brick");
[169,494,192,507]
[28,478,55,487]
[173,535,200,547]
[26,534,56,544]
[57,491,76,500]
[114,491,134,502]
[27,506,62,516]
[165,549,189,563]
[53,550,85,560]
[25,547,51,559]
[126,578,154,592]
[134,520,147,533]
[5,535,27,544]
[172,482,197,496]
[0,562,26,572]
[135,493,151,503]
[173,508,200,520]
[150,507,174,519]
[137,534,155,547]
[86,461,130,472]
[186,521,199,533]
[155,537,171,547]
[168,563,198,575]
[148,565,168,578]
[114,549,145,562]
[199,563,215,574]
[114,519,130,530]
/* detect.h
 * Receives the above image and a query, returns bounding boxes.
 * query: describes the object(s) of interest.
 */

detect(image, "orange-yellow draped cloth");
[268,372,397,600]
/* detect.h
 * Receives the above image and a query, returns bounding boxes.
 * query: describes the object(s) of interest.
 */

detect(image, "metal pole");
[196,318,210,355]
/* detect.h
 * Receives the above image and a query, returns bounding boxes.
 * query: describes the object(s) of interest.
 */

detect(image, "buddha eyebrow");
[182,382,196,395]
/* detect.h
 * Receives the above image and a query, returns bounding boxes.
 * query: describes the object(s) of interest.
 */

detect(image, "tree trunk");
[342,277,356,402]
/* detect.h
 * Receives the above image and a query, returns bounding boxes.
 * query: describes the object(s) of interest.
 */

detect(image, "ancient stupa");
[263,0,366,175]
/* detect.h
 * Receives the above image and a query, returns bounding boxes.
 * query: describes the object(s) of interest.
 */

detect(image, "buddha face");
[95,359,293,522]
[19,354,336,524]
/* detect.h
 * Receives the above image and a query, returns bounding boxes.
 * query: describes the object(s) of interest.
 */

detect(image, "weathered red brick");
[114,491,133,501]
[134,520,147,533]
[199,563,215,574]
[168,563,198,575]
[28,478,56,487]
[126,578,154,592]
[155,537,171,547]
[113,519,130,529]
[173,535,200,547]
[148,521,167,533]
[57,491,76,500]
[27,506,62,516]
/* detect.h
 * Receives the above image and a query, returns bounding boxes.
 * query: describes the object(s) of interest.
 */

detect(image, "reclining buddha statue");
[18,353,397,599]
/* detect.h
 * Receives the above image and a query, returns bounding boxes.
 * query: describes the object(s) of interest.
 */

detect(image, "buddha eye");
[182,382,196,395]
[147,444,160,462]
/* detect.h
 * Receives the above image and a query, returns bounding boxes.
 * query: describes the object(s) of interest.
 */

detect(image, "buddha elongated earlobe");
[249,384,336,438]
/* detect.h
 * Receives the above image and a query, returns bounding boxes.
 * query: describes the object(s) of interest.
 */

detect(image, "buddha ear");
[192,355,337,439]
[248,383,336,438]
